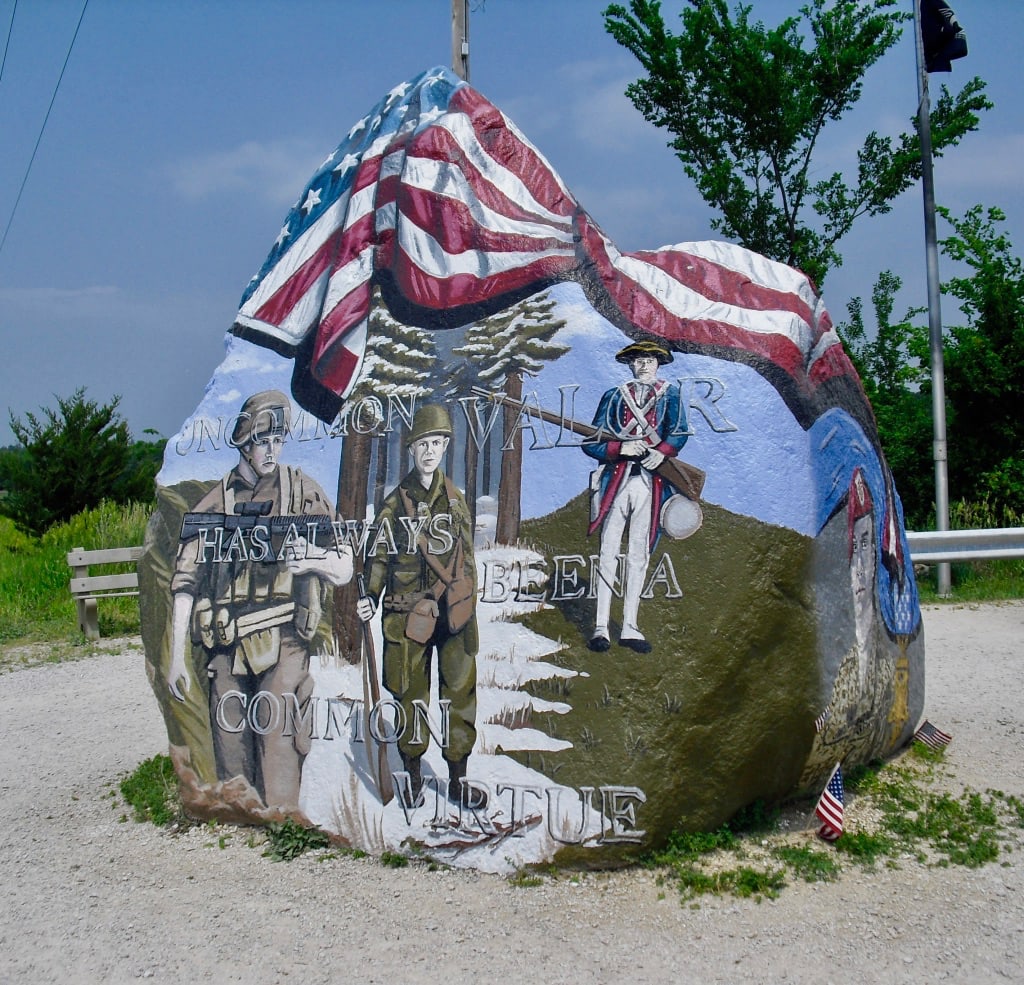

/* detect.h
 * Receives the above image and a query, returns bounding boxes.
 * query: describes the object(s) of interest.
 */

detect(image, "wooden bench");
[67,546,144,640]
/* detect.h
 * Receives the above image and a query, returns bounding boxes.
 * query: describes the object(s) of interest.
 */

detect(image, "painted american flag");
[815,763,845,842]
[233,66,860,431]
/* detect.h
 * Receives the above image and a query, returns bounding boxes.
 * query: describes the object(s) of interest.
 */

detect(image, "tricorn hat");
[614,339,674,365]
[231,390,291,446]
[407,403,453,445]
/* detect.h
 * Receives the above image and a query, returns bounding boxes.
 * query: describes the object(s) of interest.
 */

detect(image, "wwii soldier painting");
[166,390,354,808]
[356,404,485,810]
[584,340,689,654]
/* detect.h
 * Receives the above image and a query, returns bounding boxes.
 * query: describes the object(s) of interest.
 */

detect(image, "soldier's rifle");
[179,501,342,555]
[356,573,394,806]
[470,386,705,501]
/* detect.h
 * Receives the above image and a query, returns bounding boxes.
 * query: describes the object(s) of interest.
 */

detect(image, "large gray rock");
[140,67,924,873]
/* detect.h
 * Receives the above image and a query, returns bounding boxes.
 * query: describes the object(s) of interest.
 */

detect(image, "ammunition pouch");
[292,574,323,642]
[236,626,280,675]
[404,598,439,645]
[445,573,474,633]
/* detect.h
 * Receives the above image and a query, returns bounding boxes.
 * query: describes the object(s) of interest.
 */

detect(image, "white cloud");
[164,139,324,206]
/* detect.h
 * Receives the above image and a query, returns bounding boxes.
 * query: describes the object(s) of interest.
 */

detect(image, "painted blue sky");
[1,0,1020,446]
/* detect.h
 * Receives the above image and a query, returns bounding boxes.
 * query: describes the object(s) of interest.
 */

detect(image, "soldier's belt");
[384,591,431,613]
[234,602,296,637]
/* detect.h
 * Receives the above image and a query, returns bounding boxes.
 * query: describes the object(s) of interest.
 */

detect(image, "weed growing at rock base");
[263,818,331,861]
[648,745,1023,904]
[380,849,409,868]
[119,754,182,826]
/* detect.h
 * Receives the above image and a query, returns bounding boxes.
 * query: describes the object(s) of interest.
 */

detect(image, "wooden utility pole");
[452,0,469,81]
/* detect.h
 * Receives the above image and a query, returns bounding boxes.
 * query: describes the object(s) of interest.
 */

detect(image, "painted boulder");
[140,67,924,872]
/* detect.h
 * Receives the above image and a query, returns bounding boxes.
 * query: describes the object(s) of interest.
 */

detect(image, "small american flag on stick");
[815,763,845,842]
[913,720,953,751]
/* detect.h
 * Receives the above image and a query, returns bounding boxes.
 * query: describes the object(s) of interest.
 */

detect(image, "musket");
[470,386,706,501]
[356,573,394,806]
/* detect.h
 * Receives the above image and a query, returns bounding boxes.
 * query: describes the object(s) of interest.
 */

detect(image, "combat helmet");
[231,390,291,447]
[407,403,453,445]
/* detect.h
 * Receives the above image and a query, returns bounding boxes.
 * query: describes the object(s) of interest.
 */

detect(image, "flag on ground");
[815,763,845,842]
[914,720,953,751]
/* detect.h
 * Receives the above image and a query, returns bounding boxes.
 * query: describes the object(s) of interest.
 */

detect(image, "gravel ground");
[1,602,1022,985]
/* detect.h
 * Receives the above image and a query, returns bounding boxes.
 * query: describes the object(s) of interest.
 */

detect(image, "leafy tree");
[116,429,166,504]
[2,389,161,535]
[838,272,933,527]
[603,0,990,286]
[841,206,1024,527]
[939,205,1024,518]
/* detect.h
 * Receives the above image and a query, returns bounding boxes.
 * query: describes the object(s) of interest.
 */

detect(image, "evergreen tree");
[453,292,567,544]
[2,389,161,535]
[332,293,438,662]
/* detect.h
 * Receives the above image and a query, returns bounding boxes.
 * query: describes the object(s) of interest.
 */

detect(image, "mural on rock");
[140,66,924,872]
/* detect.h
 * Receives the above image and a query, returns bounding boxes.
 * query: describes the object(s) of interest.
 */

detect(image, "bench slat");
[69,573,140,595]
[66,546,144,566]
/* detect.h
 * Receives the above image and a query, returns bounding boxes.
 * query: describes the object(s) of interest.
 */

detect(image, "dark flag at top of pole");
[921,0,968,72]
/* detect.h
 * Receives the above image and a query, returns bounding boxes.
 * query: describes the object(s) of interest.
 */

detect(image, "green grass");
[0,501,149,651]
[379,849,410,869]
[771,843,841,882]
[917,558,1024,604]
[507,867,544,887]
[648,746,1023,904]
[119,753,183,826]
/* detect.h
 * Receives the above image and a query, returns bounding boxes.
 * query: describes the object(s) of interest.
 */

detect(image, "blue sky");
[1,0,1020,447]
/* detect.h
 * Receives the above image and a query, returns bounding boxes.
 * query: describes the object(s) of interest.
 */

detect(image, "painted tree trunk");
[334,427,372,664]
[496,370,523,544]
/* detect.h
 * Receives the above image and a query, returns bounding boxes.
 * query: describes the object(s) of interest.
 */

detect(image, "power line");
[0,0,18,85]
[0,0,90,259]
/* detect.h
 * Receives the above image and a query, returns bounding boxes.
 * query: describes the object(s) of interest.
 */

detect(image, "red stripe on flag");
[391,248,575,311]
[408,126,574,227]
[253,226,346,327]
[397,184,573,256]
[630,245,821,330]
[579,217,809,378]
[449,86,574,217]
[310,283,372,394]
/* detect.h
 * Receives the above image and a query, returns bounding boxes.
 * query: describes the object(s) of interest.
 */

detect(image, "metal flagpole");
[452,0,470,81]
[913,0,952,596]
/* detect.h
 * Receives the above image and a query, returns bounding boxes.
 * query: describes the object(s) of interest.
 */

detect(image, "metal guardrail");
[906,527,1024,564]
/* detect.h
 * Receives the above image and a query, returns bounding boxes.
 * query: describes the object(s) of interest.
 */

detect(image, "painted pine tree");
[453,292,567,544]
[333,290,438,661]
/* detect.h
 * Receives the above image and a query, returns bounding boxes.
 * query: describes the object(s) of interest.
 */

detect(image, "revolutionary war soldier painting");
[583,339,691,654]
[140,67,925,871]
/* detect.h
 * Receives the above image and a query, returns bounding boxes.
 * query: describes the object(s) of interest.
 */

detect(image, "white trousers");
[595,471,652,639]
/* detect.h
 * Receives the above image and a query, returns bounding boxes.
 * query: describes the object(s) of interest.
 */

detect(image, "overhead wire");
[0,0,18,86]
[0,0,90,259]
